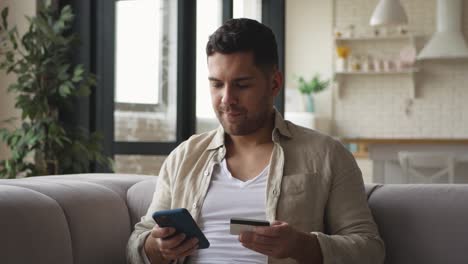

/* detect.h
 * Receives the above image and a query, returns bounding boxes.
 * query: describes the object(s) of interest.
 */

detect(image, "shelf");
[335,34,422,41]
[335,68,419,75]
[334,68,419,99]
[333,32,423,100]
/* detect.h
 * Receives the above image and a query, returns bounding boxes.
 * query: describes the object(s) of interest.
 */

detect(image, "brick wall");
[114,109,219,174]
[114,155,166,176]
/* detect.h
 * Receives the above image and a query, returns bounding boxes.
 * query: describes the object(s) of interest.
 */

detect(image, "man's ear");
[271,70,283,97]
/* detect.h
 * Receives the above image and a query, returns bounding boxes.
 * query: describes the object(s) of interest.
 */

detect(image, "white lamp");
[370,0,408,26]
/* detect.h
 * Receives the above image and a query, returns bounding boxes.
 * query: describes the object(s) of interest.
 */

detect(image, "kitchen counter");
[342,138,468,145]
[340,138,468,184]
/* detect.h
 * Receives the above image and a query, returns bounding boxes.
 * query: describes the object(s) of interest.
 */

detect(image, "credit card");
[230,218,270,235]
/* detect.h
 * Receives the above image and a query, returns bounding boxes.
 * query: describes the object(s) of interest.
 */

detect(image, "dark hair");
[206,18,278,72]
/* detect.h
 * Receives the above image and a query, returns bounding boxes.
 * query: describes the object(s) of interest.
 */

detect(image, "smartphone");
[152,208,210,249]
[230,217,270,235]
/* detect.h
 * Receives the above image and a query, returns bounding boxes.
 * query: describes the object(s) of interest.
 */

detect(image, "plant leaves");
[1,7,8,29]
[59,83,71,97]
[72,65,84,82]
[0,4,113,178]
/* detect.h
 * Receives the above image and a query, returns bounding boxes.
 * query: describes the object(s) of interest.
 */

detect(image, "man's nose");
[221,85,238,105]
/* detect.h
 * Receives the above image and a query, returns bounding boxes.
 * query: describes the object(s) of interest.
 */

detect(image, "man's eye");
[236,83,249,89]
[211,82,223,89]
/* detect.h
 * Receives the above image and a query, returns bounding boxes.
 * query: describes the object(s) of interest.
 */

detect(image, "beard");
[215,100,273,136]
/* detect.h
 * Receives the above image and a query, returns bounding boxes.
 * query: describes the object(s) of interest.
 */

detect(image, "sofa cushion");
[26,174,152,200]
[0,179,133,264]
[368,184,468,264]
[0,185,73,264]
[127,178,158,227]
[364,183,382,199]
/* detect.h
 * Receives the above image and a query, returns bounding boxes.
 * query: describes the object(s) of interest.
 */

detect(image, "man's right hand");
[144,224,199,263]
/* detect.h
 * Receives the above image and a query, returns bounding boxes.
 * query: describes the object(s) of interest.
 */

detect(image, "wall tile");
[334,0,468,138]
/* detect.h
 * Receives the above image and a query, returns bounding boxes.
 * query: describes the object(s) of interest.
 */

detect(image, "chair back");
[398,151,455,183]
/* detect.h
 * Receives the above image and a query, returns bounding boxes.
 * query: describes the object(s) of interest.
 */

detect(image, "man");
[127,18,384,264]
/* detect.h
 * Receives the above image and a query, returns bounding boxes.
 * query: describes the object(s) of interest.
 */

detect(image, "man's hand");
[239,221,323,264]
[144,224,199,263]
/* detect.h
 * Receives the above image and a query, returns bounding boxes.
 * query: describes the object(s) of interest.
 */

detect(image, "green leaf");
[72,65,84,82]
[5,160,11,171]
[59,83,71,97]
[7,29,18,50]
[296,74,329,95]
[60,5,74,24]
[1,7,8,29]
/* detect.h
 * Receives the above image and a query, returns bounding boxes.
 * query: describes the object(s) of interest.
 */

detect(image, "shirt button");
[273,134,280,142]
[204,170,209,176]
[273,189,279,196]
[192,202,198,209]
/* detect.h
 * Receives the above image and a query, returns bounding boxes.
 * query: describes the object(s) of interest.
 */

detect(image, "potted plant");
[296,74,330,113]
[0,3,112,178]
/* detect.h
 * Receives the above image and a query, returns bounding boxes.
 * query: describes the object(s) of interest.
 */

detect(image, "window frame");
[61,0,284,172]
[94,0,196,168]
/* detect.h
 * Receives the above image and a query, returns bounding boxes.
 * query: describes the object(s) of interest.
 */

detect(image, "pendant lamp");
[370,0,408,26]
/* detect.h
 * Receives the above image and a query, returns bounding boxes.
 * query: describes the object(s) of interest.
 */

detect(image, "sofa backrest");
[2,174,468,264]
[0,174,153,264]
[368,184,468,264]
[129,180,468,264]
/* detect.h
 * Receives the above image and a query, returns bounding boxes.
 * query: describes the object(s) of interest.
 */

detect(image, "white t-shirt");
[189,159,269,264]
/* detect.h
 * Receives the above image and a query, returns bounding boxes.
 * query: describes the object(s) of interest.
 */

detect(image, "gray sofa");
[0,174,467,264]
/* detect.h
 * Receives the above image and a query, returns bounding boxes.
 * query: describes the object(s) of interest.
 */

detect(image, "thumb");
[271,220,286,226]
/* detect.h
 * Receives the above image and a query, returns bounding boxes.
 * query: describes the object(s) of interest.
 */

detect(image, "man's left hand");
[239,220,322,263]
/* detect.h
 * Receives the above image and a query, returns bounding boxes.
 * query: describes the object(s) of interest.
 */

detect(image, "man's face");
[207,52,281,136]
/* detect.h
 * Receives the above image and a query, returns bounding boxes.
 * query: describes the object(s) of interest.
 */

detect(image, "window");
[196,0,223,133]
[70,0,283,173]
[233,0,262,21]
[115,0,161,105]
[195,0,267,134]
[114,0,178,143]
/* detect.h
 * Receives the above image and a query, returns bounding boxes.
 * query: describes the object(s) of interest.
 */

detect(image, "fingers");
[150,225,199,260]
[151,225,176,239]
[241,242,274,256]
[159,233,187,250]
[160,238,199,260]
[252,222,287,237]
[176,238,199,257]
[270,220,285,226]
[239,221,296,259]
[239,231,277,247]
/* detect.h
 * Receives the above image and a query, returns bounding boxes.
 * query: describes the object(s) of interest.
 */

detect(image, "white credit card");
[229,218,270,235]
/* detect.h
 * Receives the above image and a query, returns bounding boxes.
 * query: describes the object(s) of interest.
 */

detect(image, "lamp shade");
[370,0,408,26]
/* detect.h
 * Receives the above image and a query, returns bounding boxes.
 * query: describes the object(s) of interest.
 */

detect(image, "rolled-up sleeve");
[313,141,385,264]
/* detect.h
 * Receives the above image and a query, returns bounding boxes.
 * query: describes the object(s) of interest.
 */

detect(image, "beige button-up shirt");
[127,110,385,264]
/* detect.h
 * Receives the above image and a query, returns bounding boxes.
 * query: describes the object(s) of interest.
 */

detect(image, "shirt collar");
[206,108,292,151]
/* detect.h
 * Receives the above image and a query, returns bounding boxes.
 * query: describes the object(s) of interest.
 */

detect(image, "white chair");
[398,151,455,184]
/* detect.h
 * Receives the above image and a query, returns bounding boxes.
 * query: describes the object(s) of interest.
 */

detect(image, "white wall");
[333,0,468,138]
[0,0,36,160]
[285,0,334,125]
